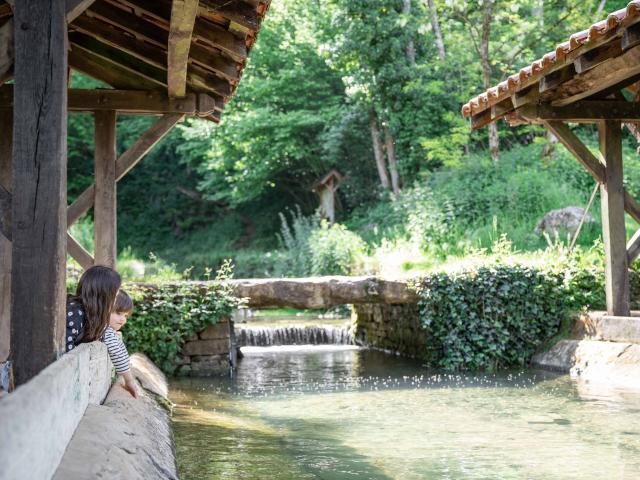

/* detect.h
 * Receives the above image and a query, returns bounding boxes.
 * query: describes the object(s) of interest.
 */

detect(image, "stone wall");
[352,303,427,358]
[176,318,233,376]
[0,342,112,480]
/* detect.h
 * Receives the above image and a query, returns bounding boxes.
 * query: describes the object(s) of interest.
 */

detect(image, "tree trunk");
[383,125,401,196]
[595,0,606,20]
[426,0,446,60]
[533,0,544,28]
[369,107,391,191]
[403,0,416,65]
[480,0,499,162]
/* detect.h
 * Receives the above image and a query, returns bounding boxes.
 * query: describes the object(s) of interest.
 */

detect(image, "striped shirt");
[101,326,131,374]
[66,300,131,374]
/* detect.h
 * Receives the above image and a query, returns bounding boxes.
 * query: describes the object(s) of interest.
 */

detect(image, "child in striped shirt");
[104,290,138,398]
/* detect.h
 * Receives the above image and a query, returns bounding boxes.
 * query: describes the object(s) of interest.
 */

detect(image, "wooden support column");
[599,120,630,316]
[11,1,68,384]
[0,108,11,363]
[94,110,117,268]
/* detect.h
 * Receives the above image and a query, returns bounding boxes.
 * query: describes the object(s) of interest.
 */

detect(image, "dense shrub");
[415,264,606,371]
[275,208,367,276]
[307,221,367,276]
[122,263,241,374]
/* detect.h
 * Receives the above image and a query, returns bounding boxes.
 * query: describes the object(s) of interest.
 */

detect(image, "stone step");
[573,311,640,343]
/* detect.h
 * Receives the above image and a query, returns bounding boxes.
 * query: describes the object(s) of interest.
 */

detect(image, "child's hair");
[114,290,134,314]
[75,265,122,341]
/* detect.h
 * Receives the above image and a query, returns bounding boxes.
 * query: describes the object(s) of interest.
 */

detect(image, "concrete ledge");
[575,311,640,343]
[53,353,177,480]
[532,339,640,390]
[0,342,112,480]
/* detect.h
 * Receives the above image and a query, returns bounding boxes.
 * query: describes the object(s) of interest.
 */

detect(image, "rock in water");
[534,207,594,237]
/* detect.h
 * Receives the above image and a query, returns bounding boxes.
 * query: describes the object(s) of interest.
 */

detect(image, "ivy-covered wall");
[354,265,633,371]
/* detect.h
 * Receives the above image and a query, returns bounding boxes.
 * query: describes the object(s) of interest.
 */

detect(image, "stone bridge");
[228,276,419,309]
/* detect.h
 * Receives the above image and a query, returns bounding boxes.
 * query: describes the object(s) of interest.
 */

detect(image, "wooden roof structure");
[0,0,270,121]
[463,1,640,320]
[0,1,270,386]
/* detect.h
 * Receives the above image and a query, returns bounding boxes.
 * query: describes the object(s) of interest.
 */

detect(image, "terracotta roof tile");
[462,1,640,118]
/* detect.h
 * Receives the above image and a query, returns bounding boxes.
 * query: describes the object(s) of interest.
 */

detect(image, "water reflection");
[171,347,640,480]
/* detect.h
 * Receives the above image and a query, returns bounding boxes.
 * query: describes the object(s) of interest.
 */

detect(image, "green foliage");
[308,221,367,276]
[275,209,367,276]
[415,264,602,371]
[122,262,241,374]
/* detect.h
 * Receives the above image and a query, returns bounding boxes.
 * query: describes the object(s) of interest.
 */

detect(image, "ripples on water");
[170,346,640,480]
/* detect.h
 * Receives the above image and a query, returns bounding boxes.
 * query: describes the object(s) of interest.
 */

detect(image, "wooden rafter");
[199,0,260,32]
[70,14,232,97]
[86,2,239,82]
[628,228,640,264]
[112,0,248,62]
[168,0,199,98]
[523,100,640,123]
[67,234,94,269]
[67,113,185,226]
[0,85,220,114]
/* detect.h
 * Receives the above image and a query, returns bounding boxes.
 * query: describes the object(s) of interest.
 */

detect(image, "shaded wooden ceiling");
[0,0,271,122]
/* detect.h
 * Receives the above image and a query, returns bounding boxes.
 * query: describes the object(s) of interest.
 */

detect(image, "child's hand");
[122,371,140,398]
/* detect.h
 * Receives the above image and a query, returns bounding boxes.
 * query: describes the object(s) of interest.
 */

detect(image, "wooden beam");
[574,39,622,74]
[627,228,640,264]
[622,22,640,51]
[67,114,184,226]
[71,16,232,97]
[168,0,199,98]
[0,0,96,79]
[93,110,117,268]
[199,0,260,32]
[532,101,640,122]
[599,121,630,316]
[0,85,202,114]
[66,233,94,270]
[116,0,248,62]
[554,45,640,107]
[69,34,167,91]
[66,0,95,22]
[511,85,539,108]
[0,182,9,241]
[0,107,11,363]
[539,64,575,93]
[11,0,67,385]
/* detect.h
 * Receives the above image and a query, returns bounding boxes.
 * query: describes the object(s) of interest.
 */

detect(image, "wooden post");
[94,110,117,268]
[599,120,630,316]
[0,108,11,363]
[11,1,68,384]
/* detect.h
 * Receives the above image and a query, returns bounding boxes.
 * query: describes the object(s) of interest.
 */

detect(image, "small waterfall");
[236,325,354,347]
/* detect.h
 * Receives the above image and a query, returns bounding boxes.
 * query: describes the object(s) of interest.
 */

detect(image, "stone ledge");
[532,339,640,391]
[0,342,112,480]
[575,311,640,343]
[54,353,177,480]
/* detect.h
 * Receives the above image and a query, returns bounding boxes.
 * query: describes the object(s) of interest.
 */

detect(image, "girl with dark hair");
[66,266,138,398]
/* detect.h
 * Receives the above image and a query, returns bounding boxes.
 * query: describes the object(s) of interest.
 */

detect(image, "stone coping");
[0,342,112,480]
[574,311,640,343]
[53,353,177,480]
[532,339,640,391]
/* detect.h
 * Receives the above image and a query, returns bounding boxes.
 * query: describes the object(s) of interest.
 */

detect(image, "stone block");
[199,320,230,340]
[0,342,112,480]
[183,339,229,356]
[190,355,229,376]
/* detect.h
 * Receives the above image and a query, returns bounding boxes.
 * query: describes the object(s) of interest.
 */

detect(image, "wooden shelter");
[0,0,270,386]
[313,169,343,225]
[462,1,640,318]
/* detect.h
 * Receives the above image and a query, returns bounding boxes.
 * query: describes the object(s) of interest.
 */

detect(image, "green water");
[170,346,640,480]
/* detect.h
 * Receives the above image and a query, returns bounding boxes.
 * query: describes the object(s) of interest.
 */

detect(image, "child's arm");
[102,327,139,398]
